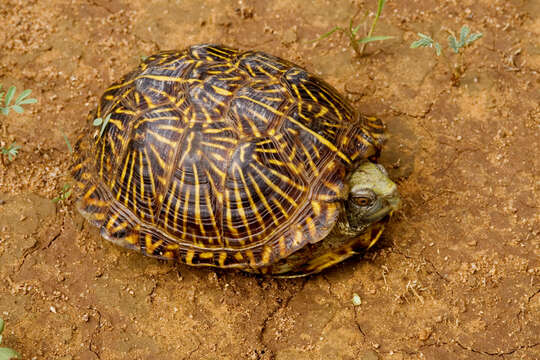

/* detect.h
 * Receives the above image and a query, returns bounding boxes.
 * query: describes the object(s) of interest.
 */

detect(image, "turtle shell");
[71,44,384,273]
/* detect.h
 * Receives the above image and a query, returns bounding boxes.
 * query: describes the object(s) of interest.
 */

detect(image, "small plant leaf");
[0,347,21,359]
[410,33,434,48]
[0,318,4,334]
[93,117,103,126]
[448,35,460,53]
[376,0,387,18]
[15,89,32,104]
[465,32,483,45]
[4,86,16,107]
[357,35,394,44]
[4,143,20,161]
[17,98,37,105]
[459,25,470,46]
[312,26,342,42]
[97,113,111,139]
[435,42,442,56]
[351,23,362,36]
[11,105,23,114]
[1,107,9,116]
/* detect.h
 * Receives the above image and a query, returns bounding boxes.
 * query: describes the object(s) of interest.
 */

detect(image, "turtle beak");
[363,184,400,223]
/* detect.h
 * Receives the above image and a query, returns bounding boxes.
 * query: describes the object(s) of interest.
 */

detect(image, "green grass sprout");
[313,0,393,56]
[93,113,112,139]
[62,131,73,154]
[410,25,483,85]
[0,318,20,359]
[52,184,72,204]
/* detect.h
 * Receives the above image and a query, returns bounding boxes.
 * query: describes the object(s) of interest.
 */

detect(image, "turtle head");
[341,162,400,236]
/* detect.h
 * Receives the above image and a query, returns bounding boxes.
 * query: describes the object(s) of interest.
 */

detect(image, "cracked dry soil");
[0,0,539,359]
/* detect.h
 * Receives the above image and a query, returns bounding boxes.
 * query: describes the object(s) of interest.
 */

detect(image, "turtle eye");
[353,196,372,207]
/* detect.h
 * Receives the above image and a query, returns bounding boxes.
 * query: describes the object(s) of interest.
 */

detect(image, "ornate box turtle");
[71,44,400,277]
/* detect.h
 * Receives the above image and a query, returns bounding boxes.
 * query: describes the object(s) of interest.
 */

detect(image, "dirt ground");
[0,0,539,359]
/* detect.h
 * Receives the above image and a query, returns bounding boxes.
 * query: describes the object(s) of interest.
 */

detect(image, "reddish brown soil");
[1,0,539,359]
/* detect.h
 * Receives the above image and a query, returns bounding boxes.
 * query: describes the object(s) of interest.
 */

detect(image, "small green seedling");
[0,84,37,164]
[0,143,20,162]
[93,113,111,139]
[410,25,483,85]
[0,85,37,116]
[313,0,393,56]
[0,318,20,360]
[52,184,72,204]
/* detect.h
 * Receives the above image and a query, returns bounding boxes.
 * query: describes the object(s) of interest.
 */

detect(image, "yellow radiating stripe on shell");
[142,148,156,221]
[250,162,305,192]
[174,173,185,232]
[278,236,287,257]
[147,130,177,148]
[110,221,129,234]
[192,164,206,236]
[199,252,214,259]
[163,180,177,230]
[248,164,299,207]
[125,232,138,245]
[200,141,229,151]
[134,116,179,129]
[145,235,162,254]
[218,252,227,267]
[85,197,108,207]
[224,189,239,237]
[149,143,167,172]
[182,187,191,236]
[203,186,220,244]
[238,96,284,117]
[245,250,256,266]
[148,88,177,103]
[300,83,318,102]
[287,115,350,165]
[311,201,322,216]
[232,165,252,237]
[162,251,174,259]
[126,151,136,211]
[317,91,343,121]
[237,164,266,231]
[261,246,272,265]
[82,184,96,200]
[157,125,184,134]
[211,85,233,96]
[202,126,235,134]
[271,197,290,220]
[186,250,195,265]
[211,136,238,144]
[136,74,189,83]
[136,151,147,221]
